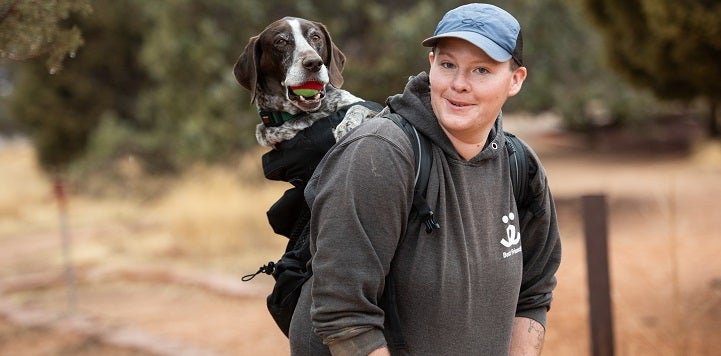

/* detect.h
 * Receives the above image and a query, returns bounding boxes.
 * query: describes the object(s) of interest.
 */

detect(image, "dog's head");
[234,17,346,114]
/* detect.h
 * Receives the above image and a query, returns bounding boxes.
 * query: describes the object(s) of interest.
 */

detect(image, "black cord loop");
[242,261,276,281]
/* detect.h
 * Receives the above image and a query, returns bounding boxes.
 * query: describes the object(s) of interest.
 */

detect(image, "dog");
[233,16,379,147]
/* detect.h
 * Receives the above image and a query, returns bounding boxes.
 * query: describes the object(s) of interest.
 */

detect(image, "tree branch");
[0,47,51,61]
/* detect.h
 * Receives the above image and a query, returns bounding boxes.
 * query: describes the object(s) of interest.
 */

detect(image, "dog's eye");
[274,38,289,47]
[309,34,322,44]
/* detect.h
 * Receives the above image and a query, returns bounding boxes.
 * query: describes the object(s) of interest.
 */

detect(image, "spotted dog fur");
[234,17,378,147]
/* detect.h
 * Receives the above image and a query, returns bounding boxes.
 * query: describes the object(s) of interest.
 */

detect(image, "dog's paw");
[333,105,379,141]
[255,123,279,147]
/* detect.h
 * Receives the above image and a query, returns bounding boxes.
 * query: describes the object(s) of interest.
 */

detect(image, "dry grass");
[143,161,289,266]
[0,141,289,274]
[0,139,57,236]
[691,138,721,167]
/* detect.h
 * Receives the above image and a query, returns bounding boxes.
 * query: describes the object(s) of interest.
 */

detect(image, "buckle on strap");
[259,109,296,127]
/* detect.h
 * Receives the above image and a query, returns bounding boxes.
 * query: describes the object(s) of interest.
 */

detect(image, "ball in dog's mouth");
[290,81,324,98]
[292,88,319,97]
[288,81,326,110]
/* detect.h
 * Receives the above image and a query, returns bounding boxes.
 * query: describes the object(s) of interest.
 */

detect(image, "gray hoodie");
[291,72,561,355]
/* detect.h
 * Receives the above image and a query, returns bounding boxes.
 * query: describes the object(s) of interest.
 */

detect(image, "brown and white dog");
[233,17,378,147]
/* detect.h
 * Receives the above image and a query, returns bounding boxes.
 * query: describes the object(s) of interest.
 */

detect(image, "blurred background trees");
[0,0,92,170]
[0,0,716,183]
[580,0,721,137]
[3,1,142,174]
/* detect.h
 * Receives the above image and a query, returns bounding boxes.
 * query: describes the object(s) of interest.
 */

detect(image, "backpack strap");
[384,113,440,233]
[503,131,529,210]
[386,114,531,225]
[380,112,441,351]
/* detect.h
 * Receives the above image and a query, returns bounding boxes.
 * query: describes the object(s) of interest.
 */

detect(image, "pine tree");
[5,0,148,173]
[0,0,91,73]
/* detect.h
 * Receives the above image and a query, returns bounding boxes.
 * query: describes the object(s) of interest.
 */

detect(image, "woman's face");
[428,37,526,145]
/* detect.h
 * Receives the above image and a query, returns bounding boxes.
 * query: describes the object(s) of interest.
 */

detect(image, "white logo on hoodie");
[500,212,521,248]
[501,213,522,259]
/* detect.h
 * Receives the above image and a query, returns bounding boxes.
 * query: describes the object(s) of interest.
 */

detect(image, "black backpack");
[242,112,532,342]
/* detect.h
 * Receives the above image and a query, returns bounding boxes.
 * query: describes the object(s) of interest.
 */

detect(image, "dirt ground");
[1,115,720,355]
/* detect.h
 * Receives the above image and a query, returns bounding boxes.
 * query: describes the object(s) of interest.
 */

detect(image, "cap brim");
[421,32,512,63]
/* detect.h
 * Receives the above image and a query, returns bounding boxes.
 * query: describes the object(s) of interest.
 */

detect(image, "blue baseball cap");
[422,3,523,65]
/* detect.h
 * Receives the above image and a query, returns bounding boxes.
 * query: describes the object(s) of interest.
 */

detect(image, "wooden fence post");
[582,194,615,356]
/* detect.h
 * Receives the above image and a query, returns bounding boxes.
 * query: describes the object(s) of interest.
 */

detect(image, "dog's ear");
[316,21,345,88]
[234,35,261,103]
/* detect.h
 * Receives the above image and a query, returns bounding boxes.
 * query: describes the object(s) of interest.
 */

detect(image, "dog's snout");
[302,56,323,72]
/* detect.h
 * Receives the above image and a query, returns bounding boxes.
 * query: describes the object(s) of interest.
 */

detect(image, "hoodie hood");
[386,72,505,163]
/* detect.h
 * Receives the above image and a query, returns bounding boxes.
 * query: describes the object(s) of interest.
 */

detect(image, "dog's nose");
[302,57,323,72]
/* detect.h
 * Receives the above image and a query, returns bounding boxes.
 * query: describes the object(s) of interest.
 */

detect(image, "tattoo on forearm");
[527,320,545,351]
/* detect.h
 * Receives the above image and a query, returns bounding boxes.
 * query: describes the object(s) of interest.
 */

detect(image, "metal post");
[582,194,615,356]
[54,177,76,314]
